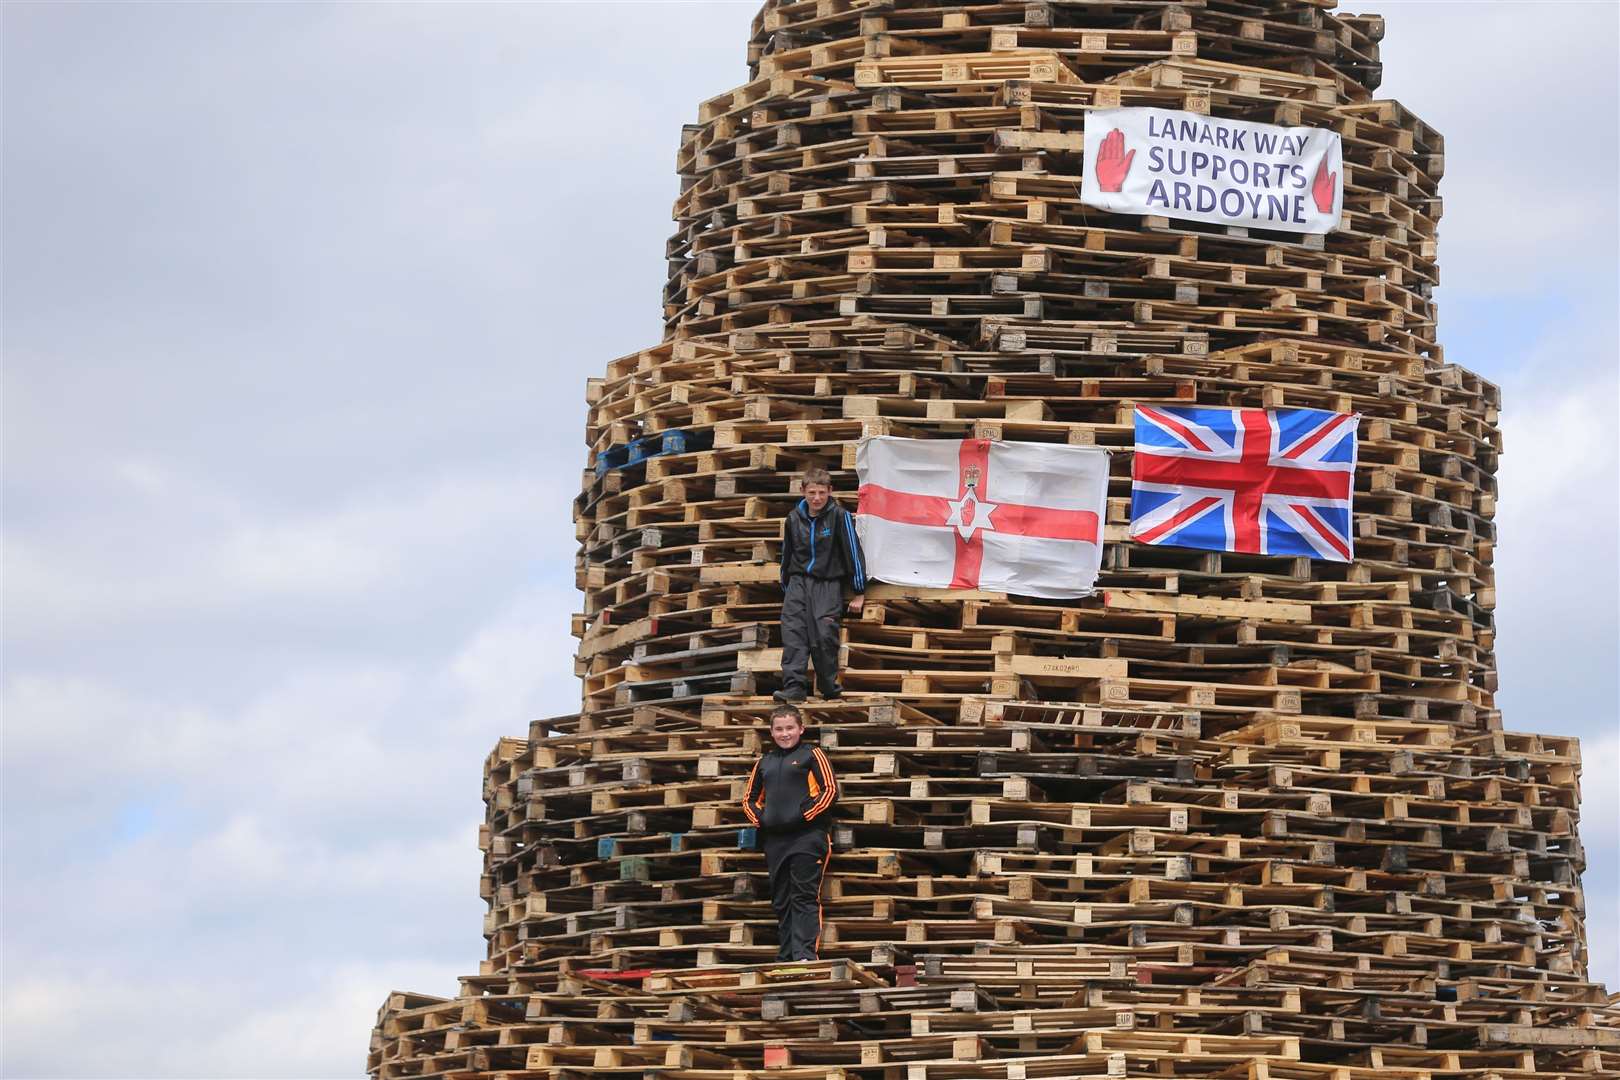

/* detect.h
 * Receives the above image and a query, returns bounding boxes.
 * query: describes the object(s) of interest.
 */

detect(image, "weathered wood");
[370,5,1611,1080]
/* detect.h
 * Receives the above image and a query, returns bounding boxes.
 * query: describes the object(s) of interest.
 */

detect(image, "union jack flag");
[1130,405,1360,562]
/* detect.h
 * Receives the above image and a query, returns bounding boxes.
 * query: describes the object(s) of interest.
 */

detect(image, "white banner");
[855,437,1109,599]
[1081,107,1343,234]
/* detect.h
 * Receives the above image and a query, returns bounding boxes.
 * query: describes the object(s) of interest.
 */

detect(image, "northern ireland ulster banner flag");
[1129,405,1360,562]
[855,437,1110,598]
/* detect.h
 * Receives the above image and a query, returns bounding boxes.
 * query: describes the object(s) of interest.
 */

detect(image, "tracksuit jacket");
[741,740,839,872]
[779,499,867,593]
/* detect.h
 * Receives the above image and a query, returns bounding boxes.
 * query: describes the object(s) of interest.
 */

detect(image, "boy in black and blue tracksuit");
[776,466,867,703]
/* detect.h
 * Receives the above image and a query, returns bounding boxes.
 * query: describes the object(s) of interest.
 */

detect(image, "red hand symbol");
[1095,128,1135,192]
[1311,158,1337,214]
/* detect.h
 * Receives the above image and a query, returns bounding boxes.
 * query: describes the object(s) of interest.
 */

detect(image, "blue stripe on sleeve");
[844,510,865,590]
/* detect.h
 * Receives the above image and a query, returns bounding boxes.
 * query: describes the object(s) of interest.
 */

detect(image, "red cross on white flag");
[855,437,1110,598]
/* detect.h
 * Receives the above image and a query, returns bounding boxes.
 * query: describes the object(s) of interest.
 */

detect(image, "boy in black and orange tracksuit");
[741,704,839,962]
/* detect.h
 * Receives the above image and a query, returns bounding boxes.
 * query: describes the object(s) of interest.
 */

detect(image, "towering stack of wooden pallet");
[370,1,1618,1076]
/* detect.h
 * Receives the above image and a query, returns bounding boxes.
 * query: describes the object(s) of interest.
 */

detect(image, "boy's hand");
[848,596,864,614]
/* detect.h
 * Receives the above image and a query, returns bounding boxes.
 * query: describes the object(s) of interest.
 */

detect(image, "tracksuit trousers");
[781,574,843,698]
[768,848,829,961]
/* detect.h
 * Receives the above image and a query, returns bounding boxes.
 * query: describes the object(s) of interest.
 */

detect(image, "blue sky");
[3,3,1616,1076]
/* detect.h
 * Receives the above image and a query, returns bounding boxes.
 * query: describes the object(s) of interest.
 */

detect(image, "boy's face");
[770,714,804,750]
[803,482,831,514]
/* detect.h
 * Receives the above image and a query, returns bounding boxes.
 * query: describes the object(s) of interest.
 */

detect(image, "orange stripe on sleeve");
[741,760,761,825]
[818,749,839,812]
[805,748,838,819]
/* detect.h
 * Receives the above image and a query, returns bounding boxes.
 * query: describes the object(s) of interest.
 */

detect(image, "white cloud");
[3,463,563,648]
[3,579,577,828]
[4,959,464,1078]
[1581,732,1620,853]
[1492,362,1619,731]
[0,583,574,1074]
[450,588,582,729]
[114,456,176,495]
[1375,2,1619,292]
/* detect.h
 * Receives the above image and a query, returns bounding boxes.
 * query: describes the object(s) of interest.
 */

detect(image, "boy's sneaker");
[773,689,806,704]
